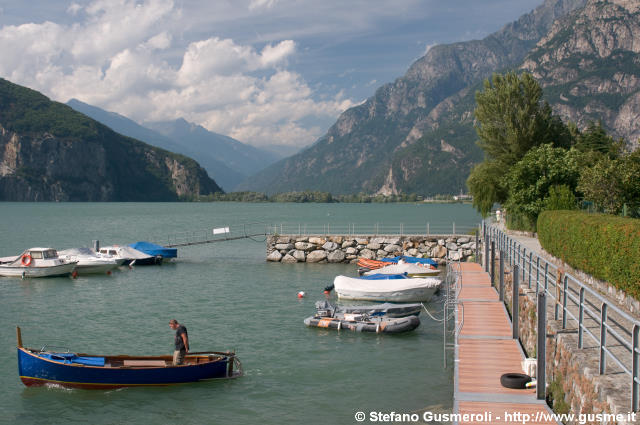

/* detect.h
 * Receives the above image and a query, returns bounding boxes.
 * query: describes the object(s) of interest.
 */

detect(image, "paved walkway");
[452,262,558,424]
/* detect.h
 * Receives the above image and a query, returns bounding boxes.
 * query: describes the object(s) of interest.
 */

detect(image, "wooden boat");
[16,327,241,389]
[304,311,420,334]
[0,248,77,278]
[333,274,441,302]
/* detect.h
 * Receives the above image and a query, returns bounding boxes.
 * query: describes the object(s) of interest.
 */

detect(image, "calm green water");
[0,202,480,425]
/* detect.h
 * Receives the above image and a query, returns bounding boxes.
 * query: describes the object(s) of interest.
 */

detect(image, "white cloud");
[0,0,354,148]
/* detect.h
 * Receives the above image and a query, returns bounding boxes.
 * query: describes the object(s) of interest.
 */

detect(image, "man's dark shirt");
[174,325,188,351]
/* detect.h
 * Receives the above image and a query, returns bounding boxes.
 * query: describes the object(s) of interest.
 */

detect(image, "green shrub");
[537,210,640,299]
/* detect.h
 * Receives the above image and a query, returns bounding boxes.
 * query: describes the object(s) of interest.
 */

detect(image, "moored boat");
[98,245,162,266]
[0,248,77,278]
[304,311,420,334]
[363,262,441,277]
[314,300,422,318]
[59,247,123,275]
[333,274,441,302]
[128,241,177,259]
[16,327,241,389]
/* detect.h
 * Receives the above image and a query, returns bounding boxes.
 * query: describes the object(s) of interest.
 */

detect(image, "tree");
[504,145,581,230]
[573,121,623,159]
[474,72,571,167]
[467,160,507,217]
[468,72,572,215]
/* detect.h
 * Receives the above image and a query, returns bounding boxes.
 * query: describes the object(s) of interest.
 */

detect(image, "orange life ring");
[21,254,32,267]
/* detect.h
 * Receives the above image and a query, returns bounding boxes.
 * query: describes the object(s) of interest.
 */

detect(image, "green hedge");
[537,210,640,299]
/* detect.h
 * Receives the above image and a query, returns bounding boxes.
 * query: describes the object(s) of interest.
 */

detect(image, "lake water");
[0,202,480,425]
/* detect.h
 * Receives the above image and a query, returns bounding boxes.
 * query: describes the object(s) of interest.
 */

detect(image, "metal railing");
[150,222,270,247]
[269,221,479,237]
[483,221,640,412]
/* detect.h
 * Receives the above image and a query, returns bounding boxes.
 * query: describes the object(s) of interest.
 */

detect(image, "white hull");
[334,275,441,302]
[0,262,77,278]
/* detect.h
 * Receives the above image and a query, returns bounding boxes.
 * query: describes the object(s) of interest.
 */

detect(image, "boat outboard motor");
[315,300,335,317]
[323,284,334,294]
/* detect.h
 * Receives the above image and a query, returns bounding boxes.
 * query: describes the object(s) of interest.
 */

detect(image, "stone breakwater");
[266,235,477,264]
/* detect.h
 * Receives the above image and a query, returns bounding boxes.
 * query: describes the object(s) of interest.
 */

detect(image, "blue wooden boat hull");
[128,241,177,259]
[18,347,233,389]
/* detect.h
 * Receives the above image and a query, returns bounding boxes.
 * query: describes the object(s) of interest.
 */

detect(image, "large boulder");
[281,254,297,263]
[276,236,291,244]
[306,250,327,263]
[267,250,282,262]
[329,236,344,244]
[345,247,357,255]
[309,237,326,245]
[342,240,356,248]
[366,242,381,250]
[275,243,294,251]
[406,248,419,256]
[384,244,402,253]
[431,245,447,258]
[359,249,376,260]
[295,242,316,251]
[293,250,306,262]
[448,250,462,261]
[327,250,346,263]
[457,237,471,244]
[446,242,458,251]
[322,241,339,251]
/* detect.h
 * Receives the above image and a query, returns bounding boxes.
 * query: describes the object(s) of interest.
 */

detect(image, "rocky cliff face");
[0,79,221,201]
[521,0,640,148]
[239,0,587,195]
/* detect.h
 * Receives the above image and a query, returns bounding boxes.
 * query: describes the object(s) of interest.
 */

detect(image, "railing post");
[453,222,456,235]
[537,292,546,400]
[522,248,526,282]
[544,263,549,292]
[562,276,568,329]
[490,241,495,285]
[513,265,520,340]
[499,250,504,302]
[484,238,489,273]
[528,252,532,289]
[600,303,608,375]
[535,257,540,294]
[578,288,585,349]
[475,228,479,263]
[633,324,639,412]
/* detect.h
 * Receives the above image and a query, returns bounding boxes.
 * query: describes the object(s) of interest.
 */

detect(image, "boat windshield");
[29,251,43,259]
[43,250,58,259]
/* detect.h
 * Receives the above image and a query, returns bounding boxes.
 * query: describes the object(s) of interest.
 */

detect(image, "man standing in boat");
[169,319,189,365]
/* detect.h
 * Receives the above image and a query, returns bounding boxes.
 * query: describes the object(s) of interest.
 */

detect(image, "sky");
[0,0,543,150]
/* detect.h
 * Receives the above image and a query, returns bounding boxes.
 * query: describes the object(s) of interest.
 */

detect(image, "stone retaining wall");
[266,234,477,264]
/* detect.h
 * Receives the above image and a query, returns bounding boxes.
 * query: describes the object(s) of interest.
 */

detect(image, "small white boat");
[0,248,77,278]
[363,262,441,277]
[98,245,162,266]
[333,274,441,302]
[58,248,124,275]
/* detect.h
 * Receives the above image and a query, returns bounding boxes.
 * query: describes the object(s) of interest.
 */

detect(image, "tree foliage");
[504,145,581,230]
[467,161,507,217]
[474,72,571,167]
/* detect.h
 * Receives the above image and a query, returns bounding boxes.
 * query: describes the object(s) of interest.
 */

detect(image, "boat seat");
[122,360,167,367]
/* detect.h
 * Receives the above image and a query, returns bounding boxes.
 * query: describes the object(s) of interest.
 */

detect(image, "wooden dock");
[451,262,558,424]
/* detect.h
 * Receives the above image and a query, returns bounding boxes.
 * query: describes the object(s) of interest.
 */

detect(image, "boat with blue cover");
[381,255,438,267]
[333,273,441,302]
[128,241,177,259]
[16,327,241,389]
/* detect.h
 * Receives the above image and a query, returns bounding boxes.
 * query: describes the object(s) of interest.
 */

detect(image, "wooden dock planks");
[453,262,558,424]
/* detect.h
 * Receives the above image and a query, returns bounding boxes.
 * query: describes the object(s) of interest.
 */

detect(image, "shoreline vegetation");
[192,191,473,204]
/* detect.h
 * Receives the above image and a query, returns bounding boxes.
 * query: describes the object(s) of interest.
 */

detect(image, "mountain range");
[0,79,221,201]
[239,0,639,196]
[67,99,282,191]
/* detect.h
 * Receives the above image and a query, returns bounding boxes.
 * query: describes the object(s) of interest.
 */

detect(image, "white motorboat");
[98,245,162,266]
[333,274,442,302]
[0,248,77,278]
[58,248,123,275]
[364,262,441,277]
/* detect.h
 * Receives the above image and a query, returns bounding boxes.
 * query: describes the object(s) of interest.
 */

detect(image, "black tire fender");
[500,373,532,389]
